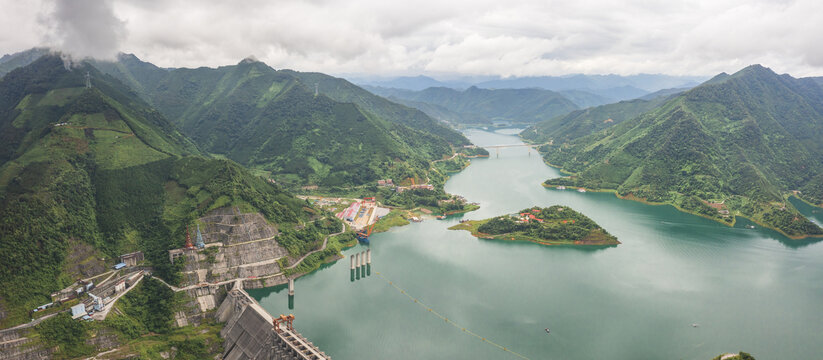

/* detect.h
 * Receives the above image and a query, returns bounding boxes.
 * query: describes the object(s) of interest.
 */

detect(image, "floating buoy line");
[374,271,530,360]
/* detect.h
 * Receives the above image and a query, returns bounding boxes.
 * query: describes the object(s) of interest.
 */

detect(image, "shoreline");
[265,155,483,283]
[541,183,823,240]
[449,220,620,246]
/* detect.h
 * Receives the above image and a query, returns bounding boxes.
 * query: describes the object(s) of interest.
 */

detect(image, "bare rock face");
[178,207,288,287]
[64,240,106,278]
[199,208,278,246]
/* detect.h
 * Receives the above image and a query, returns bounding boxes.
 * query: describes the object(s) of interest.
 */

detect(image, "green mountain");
[366,86,580,125]
[556,89,613,108]
[95,56,461,188]
[0,55,319,327]
[539,65,823,238]
[387,96,491,125]
[0,47,50,77]
[521,92,678,144]
[279,70,470,146]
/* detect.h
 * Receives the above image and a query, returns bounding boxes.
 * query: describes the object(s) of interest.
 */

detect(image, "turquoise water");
[250,128,823,359]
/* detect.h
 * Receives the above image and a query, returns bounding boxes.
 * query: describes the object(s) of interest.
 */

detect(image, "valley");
[0,49,821,360]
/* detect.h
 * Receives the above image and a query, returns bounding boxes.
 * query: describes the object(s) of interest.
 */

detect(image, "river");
[249,128,823,359]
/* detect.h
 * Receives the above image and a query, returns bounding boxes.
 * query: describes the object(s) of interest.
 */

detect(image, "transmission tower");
[85,72,91,88]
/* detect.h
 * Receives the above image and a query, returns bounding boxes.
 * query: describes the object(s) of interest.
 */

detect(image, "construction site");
[334,197,390,231]
[168,207,291,288]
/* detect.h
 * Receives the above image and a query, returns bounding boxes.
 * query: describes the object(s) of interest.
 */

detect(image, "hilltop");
[93,54,466,189]
[537,65,823,238]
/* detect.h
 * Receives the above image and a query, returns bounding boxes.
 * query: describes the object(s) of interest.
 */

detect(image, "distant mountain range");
[0,47,50,77]
[352,73,706,106]
[532,65,823,238]
[366,86,579,125]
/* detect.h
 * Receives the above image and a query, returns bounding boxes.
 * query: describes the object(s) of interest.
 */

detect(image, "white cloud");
[1,0,821,77]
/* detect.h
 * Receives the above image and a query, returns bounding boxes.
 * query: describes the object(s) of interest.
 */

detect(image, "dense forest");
[93,54,468,190]
[536,65,823,238]
[0,56,326,328]
[452,206,618,245]
[520,90,681,144]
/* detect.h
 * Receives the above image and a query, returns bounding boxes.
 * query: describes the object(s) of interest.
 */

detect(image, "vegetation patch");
[449,205,619,246]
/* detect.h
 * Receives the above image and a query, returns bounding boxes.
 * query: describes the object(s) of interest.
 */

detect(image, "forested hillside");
[539,65,823,238]
[95,56,461,188]
[280,70,470,146]
[366,86,579,125]
[521,92,679,144]
[0,56,321,327]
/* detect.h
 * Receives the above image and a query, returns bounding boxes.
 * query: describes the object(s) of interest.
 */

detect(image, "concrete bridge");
[216,281,330,360]
[466,142,550,157]
[480,142,550,149]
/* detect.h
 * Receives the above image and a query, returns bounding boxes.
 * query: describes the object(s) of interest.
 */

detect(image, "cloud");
[40,0,126,60]
[1,0,821,77]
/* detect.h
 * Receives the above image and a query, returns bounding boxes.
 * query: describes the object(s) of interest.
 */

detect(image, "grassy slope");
[539,65,823,238]
[0,56,321,328]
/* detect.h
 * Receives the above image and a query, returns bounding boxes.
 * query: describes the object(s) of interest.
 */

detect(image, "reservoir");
[250,128,823,359]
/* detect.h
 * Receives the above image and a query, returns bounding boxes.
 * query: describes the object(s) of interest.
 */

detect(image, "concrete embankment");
[216,281,331,359]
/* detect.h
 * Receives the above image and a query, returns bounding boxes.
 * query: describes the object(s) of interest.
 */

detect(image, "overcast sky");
[1,0,822,78]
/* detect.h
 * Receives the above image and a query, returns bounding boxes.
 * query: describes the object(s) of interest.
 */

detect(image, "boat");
[691,323,699,328]
[545,328,550,334]
[577,188,586,193]
[557,186,566,190]
[436,215,446,220]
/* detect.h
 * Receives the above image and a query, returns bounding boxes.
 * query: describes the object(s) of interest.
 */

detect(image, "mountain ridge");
[538,64,823,238]
[366,85,580,125]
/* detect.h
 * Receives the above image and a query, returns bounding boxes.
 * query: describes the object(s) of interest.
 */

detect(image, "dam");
[216,281,330,360]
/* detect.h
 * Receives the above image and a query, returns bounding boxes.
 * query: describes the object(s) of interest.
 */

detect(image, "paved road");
[287,223,346,270]
[0,312,60,333]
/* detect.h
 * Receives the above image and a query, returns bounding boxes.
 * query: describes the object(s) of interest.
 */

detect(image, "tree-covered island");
[449,205,619,245]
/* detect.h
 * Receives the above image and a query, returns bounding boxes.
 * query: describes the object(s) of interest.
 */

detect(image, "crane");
[356,221,376,244]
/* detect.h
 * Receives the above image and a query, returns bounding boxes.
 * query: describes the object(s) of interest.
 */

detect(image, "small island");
[449,205,620,246]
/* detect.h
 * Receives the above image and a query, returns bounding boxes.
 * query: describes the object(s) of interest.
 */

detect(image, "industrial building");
[119,251,144,266]
[70,304,86,319]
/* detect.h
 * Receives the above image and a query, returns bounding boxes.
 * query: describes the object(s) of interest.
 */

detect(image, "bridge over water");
[466,142,551,157]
